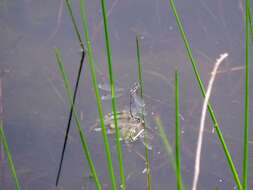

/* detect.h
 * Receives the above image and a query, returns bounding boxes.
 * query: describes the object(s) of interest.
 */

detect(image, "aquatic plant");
[136,35,152,190]
[99,0,126,188]
[156,71,184,190]
[55,1,101,189]
[54,48,102,189]
[174,71,184,190]
[0,123,21,190]
[167,0,243,189]
[242,0,251,189]
[79,0,118,189]
[0,77,21,190]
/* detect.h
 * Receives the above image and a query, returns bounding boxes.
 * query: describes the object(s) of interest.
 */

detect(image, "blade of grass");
[155,115,184,190]
[175,71,184,190]
[0,126,21,190]
[99,0,126,189]
[79,1,117,189]
[55,49,85,186]
[55,1,101,188]
[136,35,152,190]
[0,129,3,183]
[167,1,242,189]
[136,36,144,97]
[65,0,85,49]
[243,0,250,189]
[0,78,21,190]
[54,49,102,190]
[55,0,84,183]
[156,116,176,170]
[247,2,253,44]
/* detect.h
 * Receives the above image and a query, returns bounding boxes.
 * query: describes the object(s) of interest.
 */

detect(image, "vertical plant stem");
[156,116,176,171]
[168,1,242,189]
[0,75,4,187]
[243,0,250,189]
[175,71,183,190]
[247,3,253,44]
[99,0,126,189]
[54,49,102,190]
[0,78,21,190]
[65,0,84,49]
[136,36,143,97]
[156,115,185,190]
[55,2,85,180]
[0,132,3,187]
[136,36,152,190]
[55,1,101,189]
[55,49,86,186]
[0,127,21,190]
[79,0,117,189]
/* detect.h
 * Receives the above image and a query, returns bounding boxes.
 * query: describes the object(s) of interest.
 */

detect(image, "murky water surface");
[0,0,252,189]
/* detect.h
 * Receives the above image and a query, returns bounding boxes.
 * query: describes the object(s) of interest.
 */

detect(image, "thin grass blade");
[54,49,101,190]
[175,71,184,190]
[0,125,21,190]
[136,35,152,190]
[99,0,126,189]
[65,0,85,49]
[155,115,185,190]
[242,0,250,189]
[155,116,176,171]
[79,1,117,189]
[247,2,253,43]
[0,77,21,190]
[167,1,242,189]
[55,49,85,186]
[56,0,96,185]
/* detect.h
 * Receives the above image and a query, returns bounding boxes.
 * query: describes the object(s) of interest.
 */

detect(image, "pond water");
[0,0,252,189]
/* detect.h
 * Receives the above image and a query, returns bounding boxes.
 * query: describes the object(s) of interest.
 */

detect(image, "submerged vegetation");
[0,0,252,190]
[0,121,21,190]
[0,71,21,190]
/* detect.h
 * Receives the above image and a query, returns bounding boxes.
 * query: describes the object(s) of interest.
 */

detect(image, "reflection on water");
[0,0,252,189]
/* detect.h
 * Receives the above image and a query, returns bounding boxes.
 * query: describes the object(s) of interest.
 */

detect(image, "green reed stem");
[156,115,185,190]
[99,0,126,189]
[65,0,84,49]
[155,116,177,168]
[247,3,253,44]
[168,1,242,189]
[54,49,102,190]
[55,0,89,185]
[243,0,250,189]
[0,122,21,190]
[79,1,117,189]
[136,35,152,190]
[175,71,183,190]
[155,117,176,171]
[136,36,144,97]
